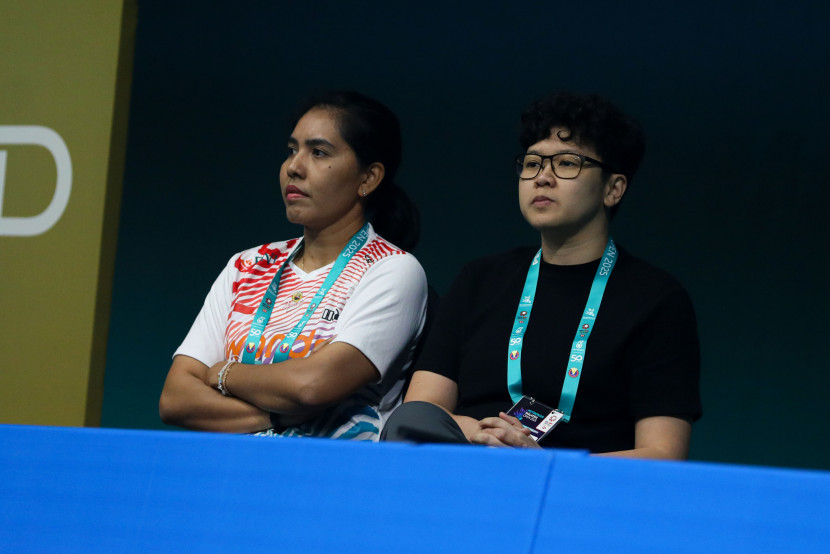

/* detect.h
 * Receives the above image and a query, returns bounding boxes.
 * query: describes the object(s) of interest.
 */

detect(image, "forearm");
[220,342,379,415]
[222,360,311,414]
[593,447,687,460]
[160,362,271,433]
[451,414,482,441]
[404,371,478,439]
[593,416,691,460]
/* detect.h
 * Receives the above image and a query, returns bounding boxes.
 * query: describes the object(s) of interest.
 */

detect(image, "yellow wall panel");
[0,1,136,426]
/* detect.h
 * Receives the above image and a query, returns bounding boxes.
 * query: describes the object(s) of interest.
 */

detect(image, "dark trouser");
[380,401,469,444]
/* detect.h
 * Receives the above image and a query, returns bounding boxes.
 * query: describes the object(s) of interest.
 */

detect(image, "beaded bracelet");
[217,360,235,396]
[223,362,236,396]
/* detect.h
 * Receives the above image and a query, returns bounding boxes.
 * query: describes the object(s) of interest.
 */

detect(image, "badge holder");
[506,396,565,443]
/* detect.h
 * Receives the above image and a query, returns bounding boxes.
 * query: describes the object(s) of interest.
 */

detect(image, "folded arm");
[159,342,379,432]
[159,354,272,433]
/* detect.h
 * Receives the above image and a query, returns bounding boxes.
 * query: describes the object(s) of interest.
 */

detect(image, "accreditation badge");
[506,396,564,443]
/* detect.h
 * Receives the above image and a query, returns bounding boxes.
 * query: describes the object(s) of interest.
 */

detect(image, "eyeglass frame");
[514,152,614,180]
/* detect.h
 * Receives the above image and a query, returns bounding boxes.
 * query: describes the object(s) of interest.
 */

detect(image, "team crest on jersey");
[509,350,520,360]
[568,367,580,378]
[291,291,303,303]
[364,255,375,265]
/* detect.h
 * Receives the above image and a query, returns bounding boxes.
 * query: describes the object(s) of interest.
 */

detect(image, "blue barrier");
[1,425,828,552]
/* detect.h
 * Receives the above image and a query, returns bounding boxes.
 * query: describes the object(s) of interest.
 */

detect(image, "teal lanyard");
[240,222,370,364]
[506,239,618,422]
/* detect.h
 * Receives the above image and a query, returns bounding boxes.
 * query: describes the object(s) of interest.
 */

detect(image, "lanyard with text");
[240,222,370,365]
[506,239,618,422]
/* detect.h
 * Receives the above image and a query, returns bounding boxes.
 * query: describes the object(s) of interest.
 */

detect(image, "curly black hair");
[519,92,646,218]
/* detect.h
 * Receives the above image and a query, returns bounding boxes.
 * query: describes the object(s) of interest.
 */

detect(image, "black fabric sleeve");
[623,286,702,422]
[413,262,478,383]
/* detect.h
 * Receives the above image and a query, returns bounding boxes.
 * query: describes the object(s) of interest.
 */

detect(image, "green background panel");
[98,1,829,470]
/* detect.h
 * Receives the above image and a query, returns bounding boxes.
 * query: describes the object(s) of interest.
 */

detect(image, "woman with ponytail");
[160,91,427,440]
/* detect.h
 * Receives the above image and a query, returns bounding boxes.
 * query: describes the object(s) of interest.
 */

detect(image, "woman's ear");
[603,174,627,208]
[359,162,385,197]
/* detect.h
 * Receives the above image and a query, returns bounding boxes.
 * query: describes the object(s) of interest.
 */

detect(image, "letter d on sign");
[0,126,72,237]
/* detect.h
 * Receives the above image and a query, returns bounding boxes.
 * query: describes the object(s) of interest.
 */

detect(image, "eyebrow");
[287,136,337,150]
[526,149,581,156]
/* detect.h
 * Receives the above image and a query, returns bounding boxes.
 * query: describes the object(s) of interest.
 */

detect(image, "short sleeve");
[413,262,478,383]
[626,287,702,422]
[332,253,427,379]
[173,254,238,367]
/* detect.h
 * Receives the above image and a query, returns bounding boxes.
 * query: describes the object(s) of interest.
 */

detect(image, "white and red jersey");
[175,225,427,439]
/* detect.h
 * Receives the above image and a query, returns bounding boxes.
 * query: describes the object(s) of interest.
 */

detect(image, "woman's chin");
[284,207,307,226]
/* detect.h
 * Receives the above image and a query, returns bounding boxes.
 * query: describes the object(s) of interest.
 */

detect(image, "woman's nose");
[285,152,305,178]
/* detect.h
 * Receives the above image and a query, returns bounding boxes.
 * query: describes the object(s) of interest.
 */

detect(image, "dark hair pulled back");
[291,91,420,252]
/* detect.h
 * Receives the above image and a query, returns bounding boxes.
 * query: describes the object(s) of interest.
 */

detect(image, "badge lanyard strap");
[240,222,370,365]
[506,239,618,422]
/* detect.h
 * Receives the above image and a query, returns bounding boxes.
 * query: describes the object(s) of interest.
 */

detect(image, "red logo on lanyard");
[568,367,580,378]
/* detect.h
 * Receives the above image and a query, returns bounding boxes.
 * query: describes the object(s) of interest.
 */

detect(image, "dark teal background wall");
[102,1,830,470]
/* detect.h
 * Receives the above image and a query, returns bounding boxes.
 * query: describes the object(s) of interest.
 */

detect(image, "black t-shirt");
[417,246,702,453]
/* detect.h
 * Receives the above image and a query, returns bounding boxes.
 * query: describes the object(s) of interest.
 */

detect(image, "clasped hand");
[469,412,541,449]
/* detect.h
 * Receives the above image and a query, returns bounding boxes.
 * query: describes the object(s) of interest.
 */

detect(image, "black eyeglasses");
[515,152,610,180]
